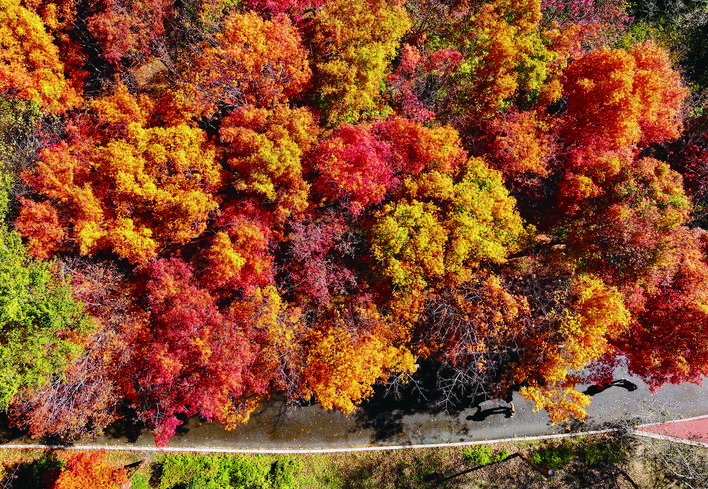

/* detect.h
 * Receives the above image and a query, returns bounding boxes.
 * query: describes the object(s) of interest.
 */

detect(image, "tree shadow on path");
[354,360,506,441]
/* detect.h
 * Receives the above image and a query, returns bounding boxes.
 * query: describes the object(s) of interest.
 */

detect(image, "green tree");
[0,174,92,409]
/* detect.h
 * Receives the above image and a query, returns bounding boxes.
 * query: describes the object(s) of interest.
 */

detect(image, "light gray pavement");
[2,369,705,451]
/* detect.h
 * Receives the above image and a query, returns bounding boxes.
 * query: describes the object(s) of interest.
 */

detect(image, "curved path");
[1,370,707,452]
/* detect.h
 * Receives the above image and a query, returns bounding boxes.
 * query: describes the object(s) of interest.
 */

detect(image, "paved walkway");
[637,414,708,445]
[1,370,706,451]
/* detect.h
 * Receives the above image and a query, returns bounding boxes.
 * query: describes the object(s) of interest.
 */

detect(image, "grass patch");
[462,445,510,466]
[156,453,299,489]
[530,443,575,470]
[0,435,642,489]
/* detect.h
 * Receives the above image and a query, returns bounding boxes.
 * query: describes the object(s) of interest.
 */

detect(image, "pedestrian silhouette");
[610,379,638,391]
[583,378,638,396]
[466,404,515,421]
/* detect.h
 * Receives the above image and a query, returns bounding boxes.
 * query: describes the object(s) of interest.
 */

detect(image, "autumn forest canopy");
[2,0,708,445]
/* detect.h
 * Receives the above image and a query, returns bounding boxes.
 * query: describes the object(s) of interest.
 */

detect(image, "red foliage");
[86,0,173,64]
[562,156,690,291]
[128,257,265,445]
[288,213,358,305]
[310,117,465,215]
[613,229,708,390]
[312,124,395,215]
[372,117,466,176]
[386,44,463,123]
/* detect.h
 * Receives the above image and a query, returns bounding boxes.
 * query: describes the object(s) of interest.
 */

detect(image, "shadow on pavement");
[101,407,147,443]
[0,413,28,444]
[465,405,514,422]
[355,360,510,441]
[583,379,638,397]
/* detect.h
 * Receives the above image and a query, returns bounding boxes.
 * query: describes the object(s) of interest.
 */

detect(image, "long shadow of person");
[466,405,514,422]
[583,379,638,397]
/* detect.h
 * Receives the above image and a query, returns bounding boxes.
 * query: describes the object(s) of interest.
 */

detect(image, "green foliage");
[578,439,627,465]
[130,472,152,489]
[158,454,296,489]
[130,472,151,489]
[0,181,91,410]
[530,443,575,470]
[462,445,509,466]
[268,459,299,489]
[6,454,63,489]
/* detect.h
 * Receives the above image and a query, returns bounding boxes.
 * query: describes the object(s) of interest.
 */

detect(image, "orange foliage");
[486,108,553,178]
[178,11,310,116]
[0,0,80,112]
[15,198,66,259]
[52,451,128,489]
[560,42,688,152]
[19,86,222,264]
[303,306,416,413]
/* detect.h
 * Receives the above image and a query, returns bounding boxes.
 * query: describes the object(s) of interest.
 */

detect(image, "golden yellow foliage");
[0,0,80,112]
[304,323,416,413]
[309,0,412,124]
[515,274,630,423]
[20,87,222,264]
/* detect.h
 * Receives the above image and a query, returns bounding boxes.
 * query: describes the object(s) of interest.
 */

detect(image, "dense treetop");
[2,0,708,445]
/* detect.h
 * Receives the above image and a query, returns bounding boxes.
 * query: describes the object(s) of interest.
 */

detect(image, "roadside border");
[1,415,706,454]
[0,429,617,454]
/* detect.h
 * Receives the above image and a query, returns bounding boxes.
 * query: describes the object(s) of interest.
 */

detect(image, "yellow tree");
[371,157,527,291]
[515,274,631,423]
[18,85,222,264]
[0,0,80,113]
[307,0,412,124]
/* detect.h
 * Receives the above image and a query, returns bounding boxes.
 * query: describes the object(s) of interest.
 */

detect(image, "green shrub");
[530,444,575,470]
[158,454,267,489]
[579,440,626,466]
[130,472,151,489]
[462,445,509,466]
[269,459,299,489]
[158,453,299,489]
